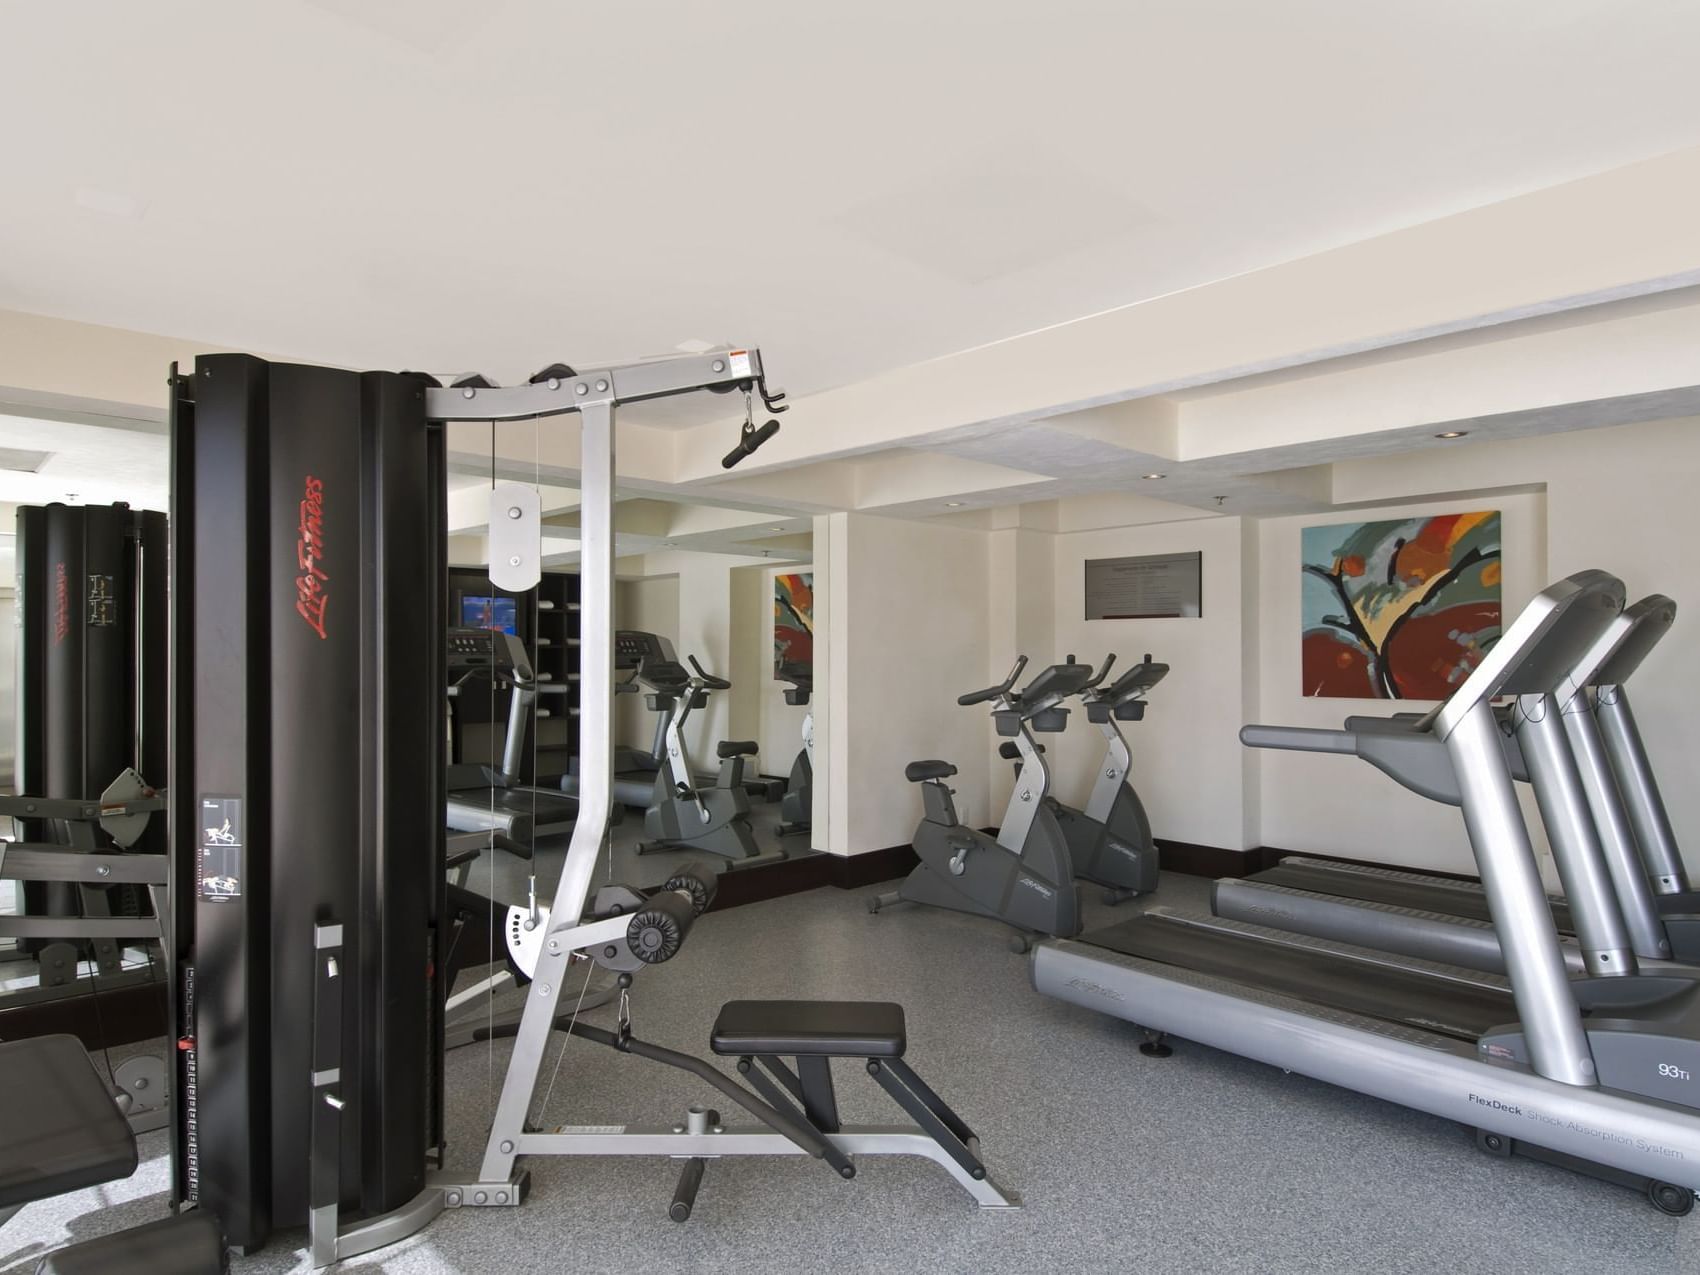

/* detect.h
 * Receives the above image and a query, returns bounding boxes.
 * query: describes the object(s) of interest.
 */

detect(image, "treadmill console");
[614,630,690,692]
[447,627,534,680]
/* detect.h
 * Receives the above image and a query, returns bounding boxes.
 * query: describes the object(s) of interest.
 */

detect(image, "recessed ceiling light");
[1141,473,1166,480]
[662,541,676,547]
[769,525,784,532]
[1435,430,1469,440]
[944,501,965,508]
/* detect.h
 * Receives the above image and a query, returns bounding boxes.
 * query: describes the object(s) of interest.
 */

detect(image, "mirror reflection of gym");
[443,473,820,916]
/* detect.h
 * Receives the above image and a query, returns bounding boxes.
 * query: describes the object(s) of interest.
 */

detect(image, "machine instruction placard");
[198,795,244,900]
[1084,551,1202,619]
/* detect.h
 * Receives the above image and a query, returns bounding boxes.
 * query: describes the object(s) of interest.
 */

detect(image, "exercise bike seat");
[905,760,957,782]
[996,741,1045,760]
[716,740,759,759]
[0,1035,136,1208]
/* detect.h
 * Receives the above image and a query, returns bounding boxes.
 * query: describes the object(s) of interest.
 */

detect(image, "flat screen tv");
[461,595,518,635]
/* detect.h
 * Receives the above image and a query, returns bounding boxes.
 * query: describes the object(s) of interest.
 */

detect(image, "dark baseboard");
[832,843,918,888]
[708,842,920,909]
[710,834,1432,902]
[1156,839,1266,879]
[1251,844,1483,884]
[0,980,168,1050]
[710,850,836,909]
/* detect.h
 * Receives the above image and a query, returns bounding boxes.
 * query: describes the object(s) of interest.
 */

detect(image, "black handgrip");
[671,1157,706,1222]
[687,655,733,690]
[1084,653,1117,689]
[722,419,781,469]
[957,655,1028,706]
[628,891,696,964]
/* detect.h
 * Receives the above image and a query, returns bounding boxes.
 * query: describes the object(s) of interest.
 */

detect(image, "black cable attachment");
[722,419,782,469]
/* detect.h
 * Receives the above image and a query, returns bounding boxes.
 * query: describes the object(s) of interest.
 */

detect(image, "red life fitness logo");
[294,476,329,640]
[52,562,69,645]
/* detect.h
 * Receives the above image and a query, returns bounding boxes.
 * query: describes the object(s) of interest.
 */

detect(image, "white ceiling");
[4,1,1700,398]
[0,415,167,510]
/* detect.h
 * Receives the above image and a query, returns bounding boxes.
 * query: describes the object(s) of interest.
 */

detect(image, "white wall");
[985,413,1700,881]
[1318,416,1700,876]
[1048,516,1253,851]
[613,575,679,754]
[839,514,991,853]
[1255,490,1549,876]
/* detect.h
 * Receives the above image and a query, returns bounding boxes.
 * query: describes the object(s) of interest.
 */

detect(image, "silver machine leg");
[1595,687,1690,895]
[1511,694,1636,976]
[1448,700,1597,1088]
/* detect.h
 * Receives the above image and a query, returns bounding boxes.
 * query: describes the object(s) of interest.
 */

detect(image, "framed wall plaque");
[1085,551,1202,619]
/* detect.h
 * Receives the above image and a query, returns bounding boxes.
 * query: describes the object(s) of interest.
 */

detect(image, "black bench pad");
[717,740,759,759]
[711,1001,906,1058]
[35,1211,227,1275]
[0,1035,136,1209]
[904,760,956,782]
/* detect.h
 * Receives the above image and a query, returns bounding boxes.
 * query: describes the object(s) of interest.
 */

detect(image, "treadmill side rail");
[1032,939,1700,1191]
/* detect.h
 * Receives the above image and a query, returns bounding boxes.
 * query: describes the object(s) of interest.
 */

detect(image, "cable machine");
[9,501,166,989]
[167,347,1016,1267]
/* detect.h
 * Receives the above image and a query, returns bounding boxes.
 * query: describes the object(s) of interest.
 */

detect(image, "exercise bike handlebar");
[1079,653,1116,691]
[958,655,1027,706]
[686,654,733,691]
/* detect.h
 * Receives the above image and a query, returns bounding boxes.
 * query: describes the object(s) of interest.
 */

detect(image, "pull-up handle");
[1240,724,1357,755]
[687,654,733,691]
[722,419,781,469]
[959,655,1028,706]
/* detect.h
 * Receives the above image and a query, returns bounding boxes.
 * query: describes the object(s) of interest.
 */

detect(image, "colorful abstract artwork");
[774,572,814,674]
[1301,512,1501,699]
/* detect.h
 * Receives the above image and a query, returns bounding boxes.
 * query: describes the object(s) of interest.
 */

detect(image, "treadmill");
[1216,595,1700,970]
[1034,571,1700,1209]
[446,627,580,840]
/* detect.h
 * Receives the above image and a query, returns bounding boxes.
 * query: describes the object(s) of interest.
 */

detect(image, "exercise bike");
[1019,653,1165,904]
[633,643,776,863]
[871,655,1089,950]
[776,661,813,837]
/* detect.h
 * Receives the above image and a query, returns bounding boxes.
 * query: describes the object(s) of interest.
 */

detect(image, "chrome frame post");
[1510,693,1635,976]
[1596,687,1690,895]
[1448,699,1596,1086]
[1562,698,1672,960]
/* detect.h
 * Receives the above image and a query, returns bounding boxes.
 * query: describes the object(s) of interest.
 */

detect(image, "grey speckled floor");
[4,869,1697,1275]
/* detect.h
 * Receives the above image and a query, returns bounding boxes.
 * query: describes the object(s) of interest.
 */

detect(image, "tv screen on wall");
[461,595,518,635]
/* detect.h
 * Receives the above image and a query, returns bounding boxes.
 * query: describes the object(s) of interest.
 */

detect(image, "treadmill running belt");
[1253,862,1577,934]
[1081,913,1518,1042]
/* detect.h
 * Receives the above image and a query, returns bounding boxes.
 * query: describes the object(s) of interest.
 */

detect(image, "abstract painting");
[1301,512,1501,699]
[774,572,814,674]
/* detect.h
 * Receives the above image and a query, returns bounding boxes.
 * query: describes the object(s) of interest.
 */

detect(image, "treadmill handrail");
[1432,569,1623,739]
[1239,725,1356,755]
